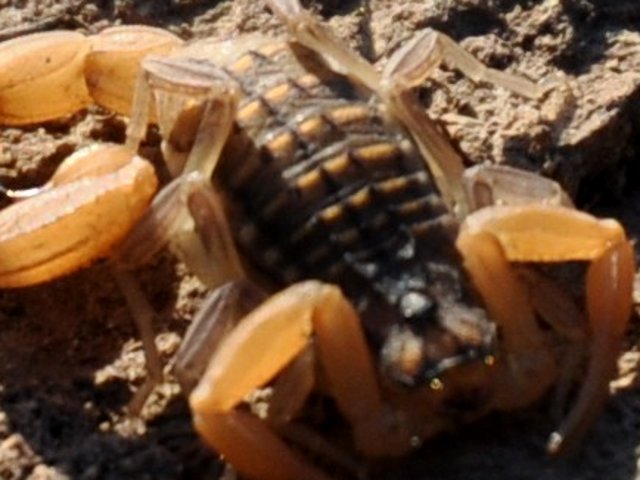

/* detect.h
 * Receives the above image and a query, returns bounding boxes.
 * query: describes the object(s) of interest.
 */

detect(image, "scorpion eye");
[399,291,434,321]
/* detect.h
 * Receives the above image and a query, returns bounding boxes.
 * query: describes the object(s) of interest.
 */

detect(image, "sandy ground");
[0,0,640,479]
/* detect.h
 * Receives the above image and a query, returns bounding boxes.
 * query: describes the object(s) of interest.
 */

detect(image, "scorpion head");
[349,221,497,390]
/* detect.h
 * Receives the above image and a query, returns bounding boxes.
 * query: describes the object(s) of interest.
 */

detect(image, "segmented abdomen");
[216,41,475,339]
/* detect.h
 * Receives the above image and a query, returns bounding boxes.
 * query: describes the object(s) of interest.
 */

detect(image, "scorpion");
[0,0,634,479]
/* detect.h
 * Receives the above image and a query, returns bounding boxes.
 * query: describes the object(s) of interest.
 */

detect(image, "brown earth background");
[1,0,640,479]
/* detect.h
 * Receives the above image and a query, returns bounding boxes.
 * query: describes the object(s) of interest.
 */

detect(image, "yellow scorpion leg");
[457,204,634,454]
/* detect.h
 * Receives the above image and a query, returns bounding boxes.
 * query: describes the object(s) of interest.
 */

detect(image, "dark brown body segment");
[214,41,494,385]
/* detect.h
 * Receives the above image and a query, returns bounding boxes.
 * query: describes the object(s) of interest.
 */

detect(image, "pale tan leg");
[110,266,164,414]
[381,28,544,99]
[175,280,267,395]
[266,0,544,216]
[180,176,245,287]
[113,55,245,412]
[110,172,246,410]
[462,164,574,211]
[126,55,239,178]
[264,0,379,90]
[264,0,464,212]
[115,171,244,287]
[457,205,634,453]
[379,32,545,216]
[114,176,188,269]
[114,65,241,406]
[120,49,245,284]
[117,57,246,286]
[187,281,413,480]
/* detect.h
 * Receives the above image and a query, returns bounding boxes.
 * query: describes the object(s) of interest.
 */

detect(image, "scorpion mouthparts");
[380,322,493,389]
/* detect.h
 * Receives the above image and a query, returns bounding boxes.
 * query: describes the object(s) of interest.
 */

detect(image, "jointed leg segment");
[266,0,544,216]
[109,51,248,407]
[457,204,634,453]
[184,281,413,480]
[126,54,240,178]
